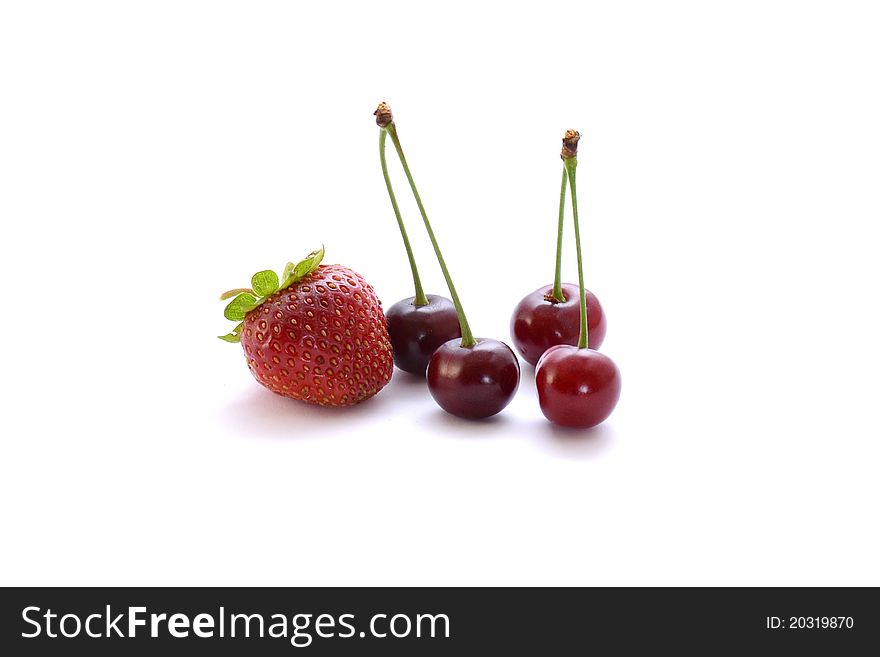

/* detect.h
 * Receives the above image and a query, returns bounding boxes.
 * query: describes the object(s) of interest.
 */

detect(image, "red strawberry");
[219,248,393,406]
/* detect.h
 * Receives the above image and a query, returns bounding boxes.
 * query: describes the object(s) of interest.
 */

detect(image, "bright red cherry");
[510,282,606,366]
[386,294,461,375]
[536,345,620,428]
[427,339,520,419]
[511,132,608,367]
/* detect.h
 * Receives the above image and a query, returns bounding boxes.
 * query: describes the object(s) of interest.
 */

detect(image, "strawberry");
[219,247,393,406]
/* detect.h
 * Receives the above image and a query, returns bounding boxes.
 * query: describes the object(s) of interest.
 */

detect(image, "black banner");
[1,587,876,654]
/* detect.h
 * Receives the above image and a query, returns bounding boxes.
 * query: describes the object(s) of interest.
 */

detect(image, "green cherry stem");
[386,121,477,348]
[379,128,429,307]
[562,132,588,349]
[550,168,568,303]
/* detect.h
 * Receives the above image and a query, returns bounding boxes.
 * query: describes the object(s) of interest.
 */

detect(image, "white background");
[2,1,879,586]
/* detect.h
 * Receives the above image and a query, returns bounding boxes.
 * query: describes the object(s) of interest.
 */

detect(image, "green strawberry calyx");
[217,246,325,343]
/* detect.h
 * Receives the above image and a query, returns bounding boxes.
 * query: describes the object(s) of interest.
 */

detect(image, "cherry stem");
[564,157,589,349]
[379,129,429,306]
[386,122,477,348]
[551,168,568,302]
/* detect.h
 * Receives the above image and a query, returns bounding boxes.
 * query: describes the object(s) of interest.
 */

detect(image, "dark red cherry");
[386,294,462,375]
[426,338,521,419]
[535,345,620,428]
[510,283,606,366]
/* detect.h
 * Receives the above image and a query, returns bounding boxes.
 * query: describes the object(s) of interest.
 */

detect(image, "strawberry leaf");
[251,270,279,297]
[224,292,258,321]
[219,287,255,301]
[294,245,325,279]
[281,245,325,289]
[217,321,244,342]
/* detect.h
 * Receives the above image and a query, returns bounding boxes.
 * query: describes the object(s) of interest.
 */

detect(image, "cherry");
[510,145,608,366]
[375,103,460,374]
[536,346,620,428]
[511,282,606,366]
[386,294,461,375]
[427,338,520,419]
[378,101,521,418]
[536,130,620,428]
